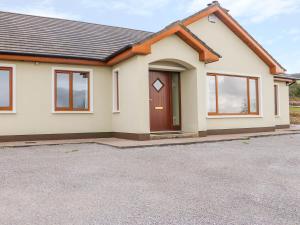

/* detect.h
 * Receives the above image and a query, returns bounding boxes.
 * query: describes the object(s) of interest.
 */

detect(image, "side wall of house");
[275,81,290,127]
[188,15,279,131]
[0,60,112,136]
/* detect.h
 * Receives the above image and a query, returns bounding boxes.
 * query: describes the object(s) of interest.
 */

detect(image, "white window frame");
[51,67,94,114]
[274,83,280,117]
[112,68,120,113]
[0,63,16,114]
[205,71,263,118]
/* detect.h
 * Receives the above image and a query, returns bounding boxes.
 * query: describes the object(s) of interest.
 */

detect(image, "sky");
[0,0,299,73]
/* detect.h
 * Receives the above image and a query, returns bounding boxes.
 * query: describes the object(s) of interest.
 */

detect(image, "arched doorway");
[148,59,195,132]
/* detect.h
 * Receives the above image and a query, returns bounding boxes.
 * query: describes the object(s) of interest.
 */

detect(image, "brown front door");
[149,71,172,131]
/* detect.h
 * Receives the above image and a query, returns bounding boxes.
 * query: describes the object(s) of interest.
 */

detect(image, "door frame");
[149,70,182,132]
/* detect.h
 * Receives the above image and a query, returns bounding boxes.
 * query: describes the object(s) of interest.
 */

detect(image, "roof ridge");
[0,10,153,34]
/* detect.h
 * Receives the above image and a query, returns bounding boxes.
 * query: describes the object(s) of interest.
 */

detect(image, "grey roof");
[0,11,153,61]
[288,73,300,79]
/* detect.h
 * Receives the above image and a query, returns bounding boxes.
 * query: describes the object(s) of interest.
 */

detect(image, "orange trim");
[55,70,90,112]
[183,5,220,26]
[107,24,220,65]
[274,77,295,83]
[207,73,260,116]
[0,54,105,66]
[107,49,136,66]
[176,27,219,63]
[182,5,285,75]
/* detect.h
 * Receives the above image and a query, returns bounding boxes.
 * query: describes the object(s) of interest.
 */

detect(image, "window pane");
[56,73,70,108]
[172,73,180,126]
[208,76,216,113]
[274,85,278,116]
[249,79,258,113]
[113,71,119,111]
[218,76,248,113]
[73,72,89,109]
[0,70,10,107]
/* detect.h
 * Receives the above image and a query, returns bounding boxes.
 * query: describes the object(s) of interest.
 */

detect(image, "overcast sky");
[0,0,299,73]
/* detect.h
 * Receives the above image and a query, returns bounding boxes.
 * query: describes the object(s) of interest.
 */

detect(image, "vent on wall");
[208,14,217,23]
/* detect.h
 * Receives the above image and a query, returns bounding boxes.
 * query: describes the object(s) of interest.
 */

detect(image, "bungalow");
[0,1,294,141]
[288,74,300,84]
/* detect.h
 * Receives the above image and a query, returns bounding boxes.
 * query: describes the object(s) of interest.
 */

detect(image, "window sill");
[0,110,16,114]
[52,111,93,114]
[207,115,263,119]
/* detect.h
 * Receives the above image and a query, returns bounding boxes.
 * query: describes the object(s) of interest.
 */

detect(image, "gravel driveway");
[1,134,300,225]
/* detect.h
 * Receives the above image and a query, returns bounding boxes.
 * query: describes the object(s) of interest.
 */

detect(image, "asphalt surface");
[1,134,300,225]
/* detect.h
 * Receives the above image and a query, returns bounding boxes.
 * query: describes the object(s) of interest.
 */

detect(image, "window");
[55,70,90,111]
[0,67,13,111]
[171,72,181,128]
[274,84,279,116]
[112,70,120,112]
[208,74,259,115]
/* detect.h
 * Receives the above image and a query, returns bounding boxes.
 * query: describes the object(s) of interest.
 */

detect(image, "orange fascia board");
[107,24,220,65]
[274,77,295,84]
[0,54,106,66]
[176,27,220,63]
[182,5,286,75]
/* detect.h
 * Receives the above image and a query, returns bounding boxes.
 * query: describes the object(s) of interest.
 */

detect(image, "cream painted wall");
[181,69,199,133]
[111,56,150,134]
[275,81,290,126]
[113,35,206,134]
[188,16,281,130]
[0,60,112,135]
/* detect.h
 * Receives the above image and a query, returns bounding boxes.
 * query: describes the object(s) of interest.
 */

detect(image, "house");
[0,1,295,141]
[288,74,300,84]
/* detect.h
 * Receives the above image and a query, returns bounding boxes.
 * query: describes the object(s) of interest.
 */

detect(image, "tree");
[289,83,300,100]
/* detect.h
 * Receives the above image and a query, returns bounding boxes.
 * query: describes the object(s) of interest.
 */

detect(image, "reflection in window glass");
[274,85,279,116]
[0,70,10,107]
[208,74,259,115]
[249,79,258,113]
[113,71,119,112]
[208,76,216,113]
[218,76,248,113]
[172,73,180,126]
[73,73,89,109]
[56,73,70,108]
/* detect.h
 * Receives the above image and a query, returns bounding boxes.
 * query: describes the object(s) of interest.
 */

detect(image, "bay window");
[55,70,90,111]
[0,67,13,111]
[208,74,259,115]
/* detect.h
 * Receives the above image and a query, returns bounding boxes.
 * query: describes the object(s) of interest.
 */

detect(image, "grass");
[290,106,300,124]
[290,106,300,113]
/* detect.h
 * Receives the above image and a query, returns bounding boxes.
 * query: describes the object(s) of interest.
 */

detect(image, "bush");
[290,83,300,100]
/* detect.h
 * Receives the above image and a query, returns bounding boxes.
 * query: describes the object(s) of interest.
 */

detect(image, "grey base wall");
[275,124,290,129]
[0,132,113,143]
[0,125,290,142]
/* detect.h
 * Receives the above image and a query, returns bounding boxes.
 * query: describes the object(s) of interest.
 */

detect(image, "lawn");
[290,106,300,124]
[290,106,300,113]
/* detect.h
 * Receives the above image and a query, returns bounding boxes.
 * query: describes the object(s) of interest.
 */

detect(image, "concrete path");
[1,126,300,149]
